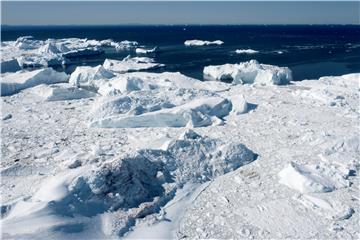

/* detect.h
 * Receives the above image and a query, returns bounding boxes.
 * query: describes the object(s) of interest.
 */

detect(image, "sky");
[1,1,359,25]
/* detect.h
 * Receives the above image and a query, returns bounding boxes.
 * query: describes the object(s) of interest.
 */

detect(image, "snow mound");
[69,65,115,90]
[184,40,224,46]
[89,96,232,128]
[30,83,97,101]
[97,71,229,96]
[103,57,164,73]
[203,60,292,85]
[135,47,157,54]
[235,49,259,54]
[1,68,69,96]
[2,130,255,238]
[278,161,350,193]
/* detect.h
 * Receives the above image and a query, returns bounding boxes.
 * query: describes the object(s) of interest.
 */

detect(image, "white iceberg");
[203,60,292,85]
[235,49,259,54]
[184,40,224,46]
[103,57,164,73]
[30,83,97,101]
[135,47,157,54]
[1,68,69,96]
[69,65,115,90]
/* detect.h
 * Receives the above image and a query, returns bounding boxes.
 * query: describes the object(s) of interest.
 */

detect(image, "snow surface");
[184,40,224,46]
[1,36,359,239]
[204,60,292,85]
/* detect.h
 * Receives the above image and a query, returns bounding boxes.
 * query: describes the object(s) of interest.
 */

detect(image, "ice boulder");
[1,68,69,96]
[103,57,164,73]
[229,94,248,115]
[69,65,115,90]
[278,162,350,193]
[184,40,224,46]
[39,42,70,54]
[30,83,97,101]
[235,49,259,54]
[89,96,232,128]
[203,60,292,85]
[1,58,21,73]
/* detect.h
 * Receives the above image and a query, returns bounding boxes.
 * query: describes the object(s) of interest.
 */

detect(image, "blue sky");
[1,1,359,25]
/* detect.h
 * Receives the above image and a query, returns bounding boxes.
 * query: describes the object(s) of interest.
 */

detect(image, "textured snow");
[184,40,224,46]
[235,49,259,54]
[204,60,292,85]
[1,68,69,96]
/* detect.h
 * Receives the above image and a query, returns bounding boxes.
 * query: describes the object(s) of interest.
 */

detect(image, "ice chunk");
[1,68,69,96]
[103,57,164,73]
[39,42,70,54]
[1,58,21,73]
[235,49,259,54]
[135,47,157,54]
[30,83,97,101]
[230,94,248,115]
[69,65,115,90]
[278,162,349,193]
[203,60,292,85]
[184,40,224,46]
[89,96,232,128]
[97,71,229,96]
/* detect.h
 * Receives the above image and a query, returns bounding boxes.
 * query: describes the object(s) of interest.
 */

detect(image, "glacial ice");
[184,40,224,46]
[1,68,69,96]
[103,57,164,73]
[135,47,157,54]
[204,60,292,85]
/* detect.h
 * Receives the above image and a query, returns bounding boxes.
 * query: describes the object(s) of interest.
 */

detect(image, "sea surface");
[2,25,360,81]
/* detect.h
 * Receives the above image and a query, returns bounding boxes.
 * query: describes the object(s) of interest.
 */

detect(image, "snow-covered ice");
[184,40,224,46]
[1,36,359,239]
[135,47,157,54]
[1,68,69,96]
[103,56,164,73]
[204,60,292,85]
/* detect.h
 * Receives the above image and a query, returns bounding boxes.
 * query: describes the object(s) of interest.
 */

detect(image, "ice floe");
[235,49,259,54]
[184,40,224,46]
[1,68,69,96]
[69,65,115,90]
[135,47,158,54]
[204,60,292,85]
[103,56,164,73]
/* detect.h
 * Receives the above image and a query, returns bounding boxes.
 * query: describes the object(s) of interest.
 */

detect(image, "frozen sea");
[2,25,360,80]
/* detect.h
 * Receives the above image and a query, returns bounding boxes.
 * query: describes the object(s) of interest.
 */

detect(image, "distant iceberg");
[235,49,259,54]
[135,47,158,54]
[203,60,292,85]
[184,40,224,46]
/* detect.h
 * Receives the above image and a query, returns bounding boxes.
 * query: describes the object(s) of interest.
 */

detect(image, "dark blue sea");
[2,25,360,81]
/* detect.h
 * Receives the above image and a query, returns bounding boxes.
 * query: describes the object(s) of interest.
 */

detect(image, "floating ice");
[235,49,259,54]
[1,68,69,96]
[204,60,292,85]
[103,56,164,73]
[135,47,157,54]
[184,40,224,46]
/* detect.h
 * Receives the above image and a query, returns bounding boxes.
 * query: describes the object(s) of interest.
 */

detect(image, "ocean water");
[2,25,360,81]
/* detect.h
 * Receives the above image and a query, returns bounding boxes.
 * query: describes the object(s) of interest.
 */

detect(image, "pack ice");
[204,59,292,85]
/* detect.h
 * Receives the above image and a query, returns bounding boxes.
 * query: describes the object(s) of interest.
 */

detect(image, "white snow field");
[184,40,224,46]
[1,38,359,239]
